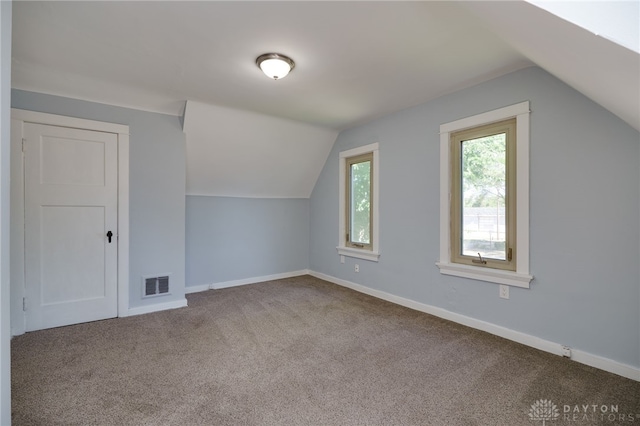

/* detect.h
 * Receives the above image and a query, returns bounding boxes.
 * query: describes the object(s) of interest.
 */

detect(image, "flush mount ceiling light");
[256,53,295,80]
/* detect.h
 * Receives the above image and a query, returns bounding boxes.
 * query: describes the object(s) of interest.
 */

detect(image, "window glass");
[338,143,380,262]
[347,154,372,248]
[461,132,507,260]
[451,118,516,271]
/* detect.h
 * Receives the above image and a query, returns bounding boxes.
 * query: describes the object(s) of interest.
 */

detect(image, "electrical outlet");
[499,285,509,299]
[561,346,572,358]
[340,255,345,264]
[354,264,359,273]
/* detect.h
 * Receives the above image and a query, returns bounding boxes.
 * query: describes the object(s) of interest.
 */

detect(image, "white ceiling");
[12,1,535,130]
[11,1,639,198]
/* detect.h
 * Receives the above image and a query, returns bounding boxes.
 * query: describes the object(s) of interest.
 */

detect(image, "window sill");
[337,246,380,262]
[436,261,532,288]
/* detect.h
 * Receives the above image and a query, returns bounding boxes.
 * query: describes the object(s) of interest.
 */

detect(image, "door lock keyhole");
[106,231,113,243]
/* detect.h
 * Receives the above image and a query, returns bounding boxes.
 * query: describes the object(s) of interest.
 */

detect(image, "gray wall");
[10,66,639,372]
[11,89,187,309]
[186,196,309,287]
[0,2,11,423]
[310,66,640,368]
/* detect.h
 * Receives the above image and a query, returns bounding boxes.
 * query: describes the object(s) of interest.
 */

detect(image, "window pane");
[461,133,506,260]
[350,160,371,244]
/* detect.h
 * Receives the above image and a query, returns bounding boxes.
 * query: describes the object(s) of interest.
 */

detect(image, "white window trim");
[337,143,380,262]
[436,102,533,288]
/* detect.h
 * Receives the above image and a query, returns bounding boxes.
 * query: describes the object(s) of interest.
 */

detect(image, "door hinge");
[22,297,27,311]
[22,138,26,152]
[508,248,513,261]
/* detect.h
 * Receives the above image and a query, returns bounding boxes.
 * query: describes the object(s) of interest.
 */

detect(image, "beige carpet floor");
[11,275,640,425]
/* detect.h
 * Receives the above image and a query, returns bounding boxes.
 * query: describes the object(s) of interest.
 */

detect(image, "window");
[346,152,373,249]
[338,143,379,262]
[437,102,532,288]
[451,118,516,271]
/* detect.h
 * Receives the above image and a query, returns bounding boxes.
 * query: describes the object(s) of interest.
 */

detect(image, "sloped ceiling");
[183,101,337,198]
[464,0,640,133]
[527,0,639,53]
[11,1,639,198]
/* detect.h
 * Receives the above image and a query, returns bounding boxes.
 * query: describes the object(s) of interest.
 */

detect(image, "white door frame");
[10,109,129,335]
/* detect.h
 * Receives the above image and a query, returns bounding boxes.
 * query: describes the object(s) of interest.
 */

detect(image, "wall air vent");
[142,274,171,298]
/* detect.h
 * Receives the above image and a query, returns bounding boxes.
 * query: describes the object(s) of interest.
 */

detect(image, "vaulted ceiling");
[11,1,639,198]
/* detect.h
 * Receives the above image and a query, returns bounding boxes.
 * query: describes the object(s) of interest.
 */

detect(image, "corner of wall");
[0,1,12,423]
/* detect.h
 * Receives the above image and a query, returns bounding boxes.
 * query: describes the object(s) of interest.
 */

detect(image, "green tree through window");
[462,134,506,208]
[339,143,379,260]
[350,160,371,244]
[450,118,516,270]
[461,133,507,259]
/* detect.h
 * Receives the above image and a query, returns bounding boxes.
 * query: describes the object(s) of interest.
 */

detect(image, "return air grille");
[158,276,169,294]
[143,275,170,298]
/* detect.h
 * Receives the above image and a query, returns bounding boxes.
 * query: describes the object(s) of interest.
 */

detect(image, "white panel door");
[24,123,118,331]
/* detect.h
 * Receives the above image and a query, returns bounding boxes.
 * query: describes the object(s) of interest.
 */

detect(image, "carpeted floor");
[11,275,640,425]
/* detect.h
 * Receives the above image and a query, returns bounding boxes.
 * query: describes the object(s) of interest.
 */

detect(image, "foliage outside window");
[346,153,373,249]
[338,143,379,262]
[451,119,516,271]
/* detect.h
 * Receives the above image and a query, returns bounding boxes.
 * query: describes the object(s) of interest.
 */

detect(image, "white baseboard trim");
[126,298,188,317]
[184,284,210,294]
[308,270,640,382]
[185,269,311,293]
